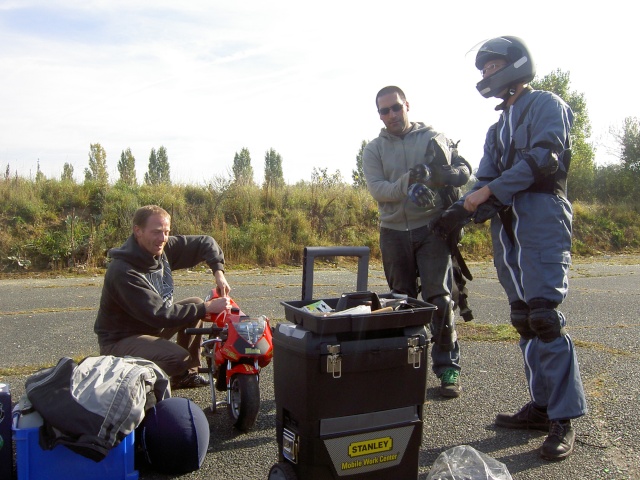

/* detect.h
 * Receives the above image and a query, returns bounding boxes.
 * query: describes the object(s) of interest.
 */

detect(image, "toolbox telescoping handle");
[301,246,370,301]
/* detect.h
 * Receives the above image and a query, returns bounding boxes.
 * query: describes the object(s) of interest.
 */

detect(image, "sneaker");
[439,368,461,398]
[495,401,550,431]
[540,420,575,460]
[171,372,210,390]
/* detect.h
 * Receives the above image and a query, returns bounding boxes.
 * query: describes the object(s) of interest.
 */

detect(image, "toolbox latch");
[282,428,299,464]
[407,336,423,369]
[326,344,342,378]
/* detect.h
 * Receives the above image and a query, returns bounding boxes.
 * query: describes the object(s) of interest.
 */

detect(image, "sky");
[1,1,638,186]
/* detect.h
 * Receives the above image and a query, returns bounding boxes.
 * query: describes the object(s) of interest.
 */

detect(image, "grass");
[1,177,639,273]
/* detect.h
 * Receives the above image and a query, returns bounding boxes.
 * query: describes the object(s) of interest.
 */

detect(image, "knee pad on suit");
[528,298,566,343]
[510,300,534,339]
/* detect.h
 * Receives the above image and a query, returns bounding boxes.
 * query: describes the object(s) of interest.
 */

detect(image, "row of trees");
[232,147,285,191]
[17,144,288,191]
[4,70,639,204]
[81,144,171,186]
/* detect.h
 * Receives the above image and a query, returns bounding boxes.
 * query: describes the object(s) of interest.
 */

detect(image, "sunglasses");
[378,102,405,115]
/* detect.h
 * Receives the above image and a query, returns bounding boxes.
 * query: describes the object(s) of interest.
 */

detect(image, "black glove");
[408,183,436,208]
[473,195,506,224]
[433,203,472,240]
[409,164,431,185]
[430,157,473,187]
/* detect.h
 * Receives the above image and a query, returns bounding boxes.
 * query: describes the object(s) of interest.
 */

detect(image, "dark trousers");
[380,225,460,376]
[100,297,204,378]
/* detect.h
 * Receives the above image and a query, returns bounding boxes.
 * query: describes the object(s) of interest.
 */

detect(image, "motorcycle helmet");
[137,397,209,474]
[474,36,535,98]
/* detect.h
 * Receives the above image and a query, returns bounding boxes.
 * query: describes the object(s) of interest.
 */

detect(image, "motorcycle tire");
[227,374,260,431]
[268,461,298,480]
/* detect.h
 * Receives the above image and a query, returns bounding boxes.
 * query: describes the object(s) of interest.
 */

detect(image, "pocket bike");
[185,290,273,431]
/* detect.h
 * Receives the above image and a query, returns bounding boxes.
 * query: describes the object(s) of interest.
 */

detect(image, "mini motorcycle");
[185,290,273,431]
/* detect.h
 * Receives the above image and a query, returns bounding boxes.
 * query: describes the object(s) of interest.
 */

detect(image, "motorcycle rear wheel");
[227,374,260,431]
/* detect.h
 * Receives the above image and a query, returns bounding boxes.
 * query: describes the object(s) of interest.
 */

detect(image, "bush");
[0,176,638,271]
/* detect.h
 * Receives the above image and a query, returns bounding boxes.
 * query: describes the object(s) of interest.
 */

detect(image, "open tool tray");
[281,293,435,335]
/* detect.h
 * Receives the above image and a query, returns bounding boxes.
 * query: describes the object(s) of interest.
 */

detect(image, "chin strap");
[495,85,520,110]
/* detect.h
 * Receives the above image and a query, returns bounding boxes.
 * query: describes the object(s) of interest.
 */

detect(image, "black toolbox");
[269,247,434,480]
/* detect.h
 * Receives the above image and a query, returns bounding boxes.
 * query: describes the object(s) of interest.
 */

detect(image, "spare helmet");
[474,36,535,98]
[137,397,209,474]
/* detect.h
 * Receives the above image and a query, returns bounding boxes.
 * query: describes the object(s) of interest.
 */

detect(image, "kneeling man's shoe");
[171,372,210,390]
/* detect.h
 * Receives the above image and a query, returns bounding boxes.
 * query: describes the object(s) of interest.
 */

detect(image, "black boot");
[495,401,550,431]
[540,420,575,460]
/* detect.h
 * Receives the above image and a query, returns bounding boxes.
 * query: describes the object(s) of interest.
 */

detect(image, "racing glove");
[408,183,437,208]
[433,202,472,240]
[473,195,506,224]
[409,164,431,185]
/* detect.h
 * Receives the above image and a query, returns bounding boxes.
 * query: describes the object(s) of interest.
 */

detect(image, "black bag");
[423,137,475,321]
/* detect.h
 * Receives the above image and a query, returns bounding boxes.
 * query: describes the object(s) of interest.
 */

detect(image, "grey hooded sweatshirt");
[362,122,447,230]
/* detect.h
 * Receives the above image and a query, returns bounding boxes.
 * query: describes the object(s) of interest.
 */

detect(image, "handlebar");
[185,326,225,335]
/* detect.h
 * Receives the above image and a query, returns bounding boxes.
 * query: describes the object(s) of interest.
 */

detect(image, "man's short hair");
[375,86,406,108]
[132,205,170,230]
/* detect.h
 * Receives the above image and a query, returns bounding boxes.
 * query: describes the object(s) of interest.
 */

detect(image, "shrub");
[0,177,638,271]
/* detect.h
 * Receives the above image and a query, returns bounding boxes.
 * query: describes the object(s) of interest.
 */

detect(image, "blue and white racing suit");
[470,89,587,421]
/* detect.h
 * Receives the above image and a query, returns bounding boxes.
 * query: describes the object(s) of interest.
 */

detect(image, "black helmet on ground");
[475,36,535,98]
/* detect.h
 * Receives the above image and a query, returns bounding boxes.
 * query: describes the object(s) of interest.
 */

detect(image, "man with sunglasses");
[362,86,472,398]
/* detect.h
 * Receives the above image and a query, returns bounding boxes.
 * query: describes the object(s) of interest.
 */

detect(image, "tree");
[232,147,254,185]
[144,146,171,185]
[5,163,10,180]
[117,148,137,186]
[616,117,640,172]
[84,143,109,184]
[35,159,45,182]
[312,167,343,188]
[156,146,171,184]
[601,116,640,201]
[61,163,74,182]
[531,70,595,201]
[263,148,284,190]
[352,140,368,188]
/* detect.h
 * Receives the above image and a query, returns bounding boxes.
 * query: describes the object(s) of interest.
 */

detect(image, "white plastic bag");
[426,445,513,480]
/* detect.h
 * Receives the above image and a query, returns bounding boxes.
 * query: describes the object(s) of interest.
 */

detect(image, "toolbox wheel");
[268,461,298,480]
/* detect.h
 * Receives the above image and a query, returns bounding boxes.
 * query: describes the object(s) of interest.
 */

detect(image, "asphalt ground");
[1,255,639,479]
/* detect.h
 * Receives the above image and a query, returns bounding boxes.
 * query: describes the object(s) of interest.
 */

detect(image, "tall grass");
[0,177,638,272]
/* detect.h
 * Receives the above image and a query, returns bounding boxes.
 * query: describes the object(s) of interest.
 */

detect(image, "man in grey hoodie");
[94,204,231,389]
[363,86,472,398]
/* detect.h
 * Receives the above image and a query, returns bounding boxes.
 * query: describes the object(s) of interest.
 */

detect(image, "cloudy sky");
[1,1,637,185]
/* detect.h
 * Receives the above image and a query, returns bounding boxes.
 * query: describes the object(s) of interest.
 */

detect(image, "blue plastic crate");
[13,426,138,480]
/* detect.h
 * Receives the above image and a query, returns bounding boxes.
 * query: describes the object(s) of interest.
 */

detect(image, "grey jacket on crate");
[24,355,170,461]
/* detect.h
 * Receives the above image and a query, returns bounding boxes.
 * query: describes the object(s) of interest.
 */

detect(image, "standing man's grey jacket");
[363,122,471,230]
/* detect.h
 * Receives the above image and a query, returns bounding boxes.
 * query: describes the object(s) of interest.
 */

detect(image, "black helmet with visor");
[474,36,535,98]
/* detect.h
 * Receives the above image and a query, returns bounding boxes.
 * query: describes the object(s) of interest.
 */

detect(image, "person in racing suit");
[437,36,587,460]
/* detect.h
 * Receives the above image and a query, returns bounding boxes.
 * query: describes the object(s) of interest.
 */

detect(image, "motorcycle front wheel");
[227,373,260,431]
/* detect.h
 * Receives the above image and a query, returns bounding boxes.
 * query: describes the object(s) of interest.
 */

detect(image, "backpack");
[423,135,475,321]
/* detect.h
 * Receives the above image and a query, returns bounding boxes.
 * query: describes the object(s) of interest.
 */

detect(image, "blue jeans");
[379,225,460,376]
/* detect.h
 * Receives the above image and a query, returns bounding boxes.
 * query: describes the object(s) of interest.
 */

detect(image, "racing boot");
[495,401,550,431]
[540,420,575,460]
